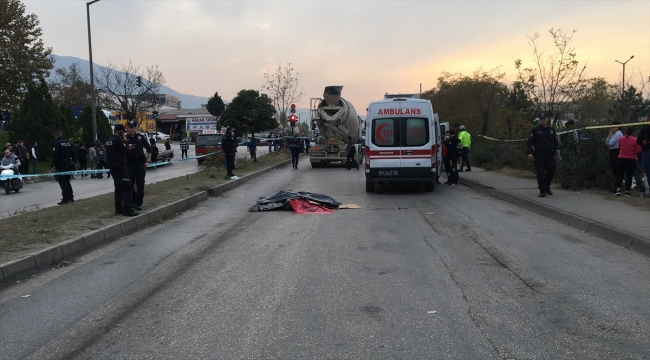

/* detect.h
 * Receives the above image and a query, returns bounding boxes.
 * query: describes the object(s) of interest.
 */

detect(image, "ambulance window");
[403,118,428,146]
[372,118,397,147]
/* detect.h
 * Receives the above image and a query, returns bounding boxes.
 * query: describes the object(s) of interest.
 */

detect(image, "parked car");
[149,132,169,141]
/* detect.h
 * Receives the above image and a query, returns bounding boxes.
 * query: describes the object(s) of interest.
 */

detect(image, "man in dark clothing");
[290,136,301,169]
[527,112,559,197]
[345,136,358,170]
[14,140,29,175]
[51,129,76,205]
[164,138,171,151]
[30,142,38,174]
[247,137,257,162]
[126,121,151,210]
[77,144,88,177]
[96,143,109,178]
[106,124,138,216]
[636,114,650,198]
[443,130,460,185]
[221,127,237,178]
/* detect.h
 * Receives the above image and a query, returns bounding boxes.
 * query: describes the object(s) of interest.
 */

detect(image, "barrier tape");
[0,152,219,181]
[478,120,650,142]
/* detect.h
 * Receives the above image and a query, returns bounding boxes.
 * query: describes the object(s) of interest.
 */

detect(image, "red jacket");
[618,136,641,159]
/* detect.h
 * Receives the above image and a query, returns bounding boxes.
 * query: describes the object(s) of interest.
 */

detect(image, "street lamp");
[298,112,309,135]
[615,55,634,96]
[87,0,101,140]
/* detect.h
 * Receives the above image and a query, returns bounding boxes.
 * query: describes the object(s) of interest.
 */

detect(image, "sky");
[23,0,650,115]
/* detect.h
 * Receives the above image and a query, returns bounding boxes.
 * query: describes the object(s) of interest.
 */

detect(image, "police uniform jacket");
[126,132,152,163]
[221,135,237,155]
[106,134,130,169]
[527,125,558,155]
[51,137,76,170]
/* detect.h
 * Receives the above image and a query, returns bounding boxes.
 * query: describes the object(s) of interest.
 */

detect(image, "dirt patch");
[0,153,291,264]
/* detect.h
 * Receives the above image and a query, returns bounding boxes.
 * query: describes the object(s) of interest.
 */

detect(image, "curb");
[1,158,294,288]
[459,177,650,258]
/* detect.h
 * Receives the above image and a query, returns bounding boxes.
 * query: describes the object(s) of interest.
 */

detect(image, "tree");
[422,68,508,135]
[10,78,64,161]
[49,62,93,107]
[206,91,225,119]
[261,63,303,129]
[94,60,165,121]
[515,28,587,125]
[0,0,54,110]
[219,89,277,138]
[504,82,536,136]
[78,105,111,147]
[609,85,650,123]
[573,77,617,126]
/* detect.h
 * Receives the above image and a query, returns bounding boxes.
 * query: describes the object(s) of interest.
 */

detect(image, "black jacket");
[443,137,460,158]
[527,125,558,155]
[637,125,650,151]
[51,137,76,170]
[221,135,237,154]
[126,132,152,163]
[106,134,130,169]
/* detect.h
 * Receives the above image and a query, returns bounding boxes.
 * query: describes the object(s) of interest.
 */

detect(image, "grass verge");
[0,152,291,264]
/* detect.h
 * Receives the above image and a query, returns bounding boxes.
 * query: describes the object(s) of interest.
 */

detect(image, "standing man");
[304,137,310,155]
[51,129,76,205]
[606,122,623,193]
[96,143,109,179]
[443,130,460,185]
[290,136,301,169]
[345,136,358,170]
[180,136,189,159]
[527,112,559,198]
[458,125,471,171]
[268,135,273,153]
[221,127,237,178]
[164,138,171,151]
[247,137,257,162]
[30,141,38,174]
[14,140,29,176]
[636,114,650,198]
[126,121,152,210]
[77,143,88,177]
[106,124,138,217]
[89,143,98,178]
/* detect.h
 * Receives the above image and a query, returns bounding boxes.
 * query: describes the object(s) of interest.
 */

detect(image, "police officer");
[106,124,138,216]
[527,112,559,197]
[126,121,152,210]
[221,127,237,178]
[51,129,76,205]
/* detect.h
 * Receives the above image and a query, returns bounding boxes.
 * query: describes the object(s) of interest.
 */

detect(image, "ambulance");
[364,95,442,192]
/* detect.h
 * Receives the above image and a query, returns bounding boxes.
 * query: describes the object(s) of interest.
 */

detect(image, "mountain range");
[51,55,210,109]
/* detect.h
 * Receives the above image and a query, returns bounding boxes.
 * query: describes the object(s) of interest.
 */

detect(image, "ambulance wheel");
[4,182,10,194]
[425,182,434,192]
[366,182,375,193]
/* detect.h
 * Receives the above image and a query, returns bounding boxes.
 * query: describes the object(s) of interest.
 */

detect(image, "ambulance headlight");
[365,169,370,174]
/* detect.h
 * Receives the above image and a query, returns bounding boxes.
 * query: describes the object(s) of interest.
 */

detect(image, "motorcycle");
[0,164,23,194]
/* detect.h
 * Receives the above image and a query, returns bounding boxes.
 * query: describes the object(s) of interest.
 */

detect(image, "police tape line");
[0,152,219,181]
[478,120,650,142]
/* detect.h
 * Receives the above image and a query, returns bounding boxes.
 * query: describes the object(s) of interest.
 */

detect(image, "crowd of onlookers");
[605,115,650,198]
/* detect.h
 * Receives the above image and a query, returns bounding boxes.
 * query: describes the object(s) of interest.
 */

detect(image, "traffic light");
[152,110,158,119]
[136,76,142,87]
[289,114,297,126]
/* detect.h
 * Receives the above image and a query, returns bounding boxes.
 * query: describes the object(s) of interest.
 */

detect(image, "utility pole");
[86,0,101,140]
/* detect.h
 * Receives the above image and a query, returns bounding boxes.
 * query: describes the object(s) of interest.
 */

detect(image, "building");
[157,107,218,141]
[154,94,181,109]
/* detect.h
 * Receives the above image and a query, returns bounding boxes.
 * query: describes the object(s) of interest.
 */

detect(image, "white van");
[364,96,441,192]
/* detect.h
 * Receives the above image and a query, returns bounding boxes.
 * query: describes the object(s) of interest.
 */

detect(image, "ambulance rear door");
[368,102,400,169]
[398,101,434,179]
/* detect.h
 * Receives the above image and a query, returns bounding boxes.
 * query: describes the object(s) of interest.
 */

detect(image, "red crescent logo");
[376,123,389,143]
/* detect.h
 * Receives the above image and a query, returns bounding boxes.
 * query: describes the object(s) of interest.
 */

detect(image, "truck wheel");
[366,182,375,193]
[425,182,434,192]
[311,162,319,168]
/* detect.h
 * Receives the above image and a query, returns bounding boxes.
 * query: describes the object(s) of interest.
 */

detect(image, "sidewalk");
[458,168,650,256]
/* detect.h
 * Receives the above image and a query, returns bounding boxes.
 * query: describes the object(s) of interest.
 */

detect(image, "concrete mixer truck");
[309,86,361,168]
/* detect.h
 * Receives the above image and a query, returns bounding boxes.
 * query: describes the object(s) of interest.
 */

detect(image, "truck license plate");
[379,170,398,176]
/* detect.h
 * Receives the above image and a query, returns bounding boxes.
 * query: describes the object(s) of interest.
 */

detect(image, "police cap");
[127,121,138,128]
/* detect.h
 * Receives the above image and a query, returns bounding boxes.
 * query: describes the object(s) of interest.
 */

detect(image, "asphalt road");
[1,162,649,359]
[0,143,270,217]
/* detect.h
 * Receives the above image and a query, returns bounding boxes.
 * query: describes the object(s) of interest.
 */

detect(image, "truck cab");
[195,130,222,165]
[364,97,440,192]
